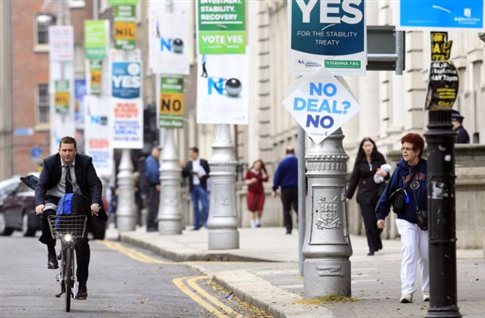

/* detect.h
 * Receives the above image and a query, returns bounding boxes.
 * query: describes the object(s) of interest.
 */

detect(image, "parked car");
[0,175,41,236]
[0,174,107,239]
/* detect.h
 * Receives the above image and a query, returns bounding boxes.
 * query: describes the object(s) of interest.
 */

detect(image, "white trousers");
[395,219,430,295]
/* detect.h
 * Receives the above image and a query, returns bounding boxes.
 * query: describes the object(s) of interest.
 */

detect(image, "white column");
[207,124,239,250]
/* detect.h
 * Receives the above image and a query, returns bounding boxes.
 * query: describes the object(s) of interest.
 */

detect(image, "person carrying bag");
[375,133,429,304]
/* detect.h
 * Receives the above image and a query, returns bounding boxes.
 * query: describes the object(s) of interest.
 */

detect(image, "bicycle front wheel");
[64,247,73,312]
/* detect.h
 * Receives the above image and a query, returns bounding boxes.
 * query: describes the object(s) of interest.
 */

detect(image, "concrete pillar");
[158,128,182,234]
[303,128,353,298]
[116,149,137,231]
[208,124,239,250]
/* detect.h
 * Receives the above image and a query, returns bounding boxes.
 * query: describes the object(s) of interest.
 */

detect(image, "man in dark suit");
[35,136,106,300]
[182,147,210,230]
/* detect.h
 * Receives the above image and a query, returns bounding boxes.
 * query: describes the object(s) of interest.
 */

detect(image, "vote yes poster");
[110,61,143,149]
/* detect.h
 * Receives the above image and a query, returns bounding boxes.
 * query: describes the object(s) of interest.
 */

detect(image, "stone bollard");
[158,128,182,235]
[116,149,137,231]
[303,129,353,298]
[207,124,239,250]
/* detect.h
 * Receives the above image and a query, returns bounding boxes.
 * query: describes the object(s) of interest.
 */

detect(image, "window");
[37,84,50,125]
[35,15,56,46]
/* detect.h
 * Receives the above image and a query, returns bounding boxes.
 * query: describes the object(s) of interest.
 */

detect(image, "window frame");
[35,83,50,130]
[33,15,56,52]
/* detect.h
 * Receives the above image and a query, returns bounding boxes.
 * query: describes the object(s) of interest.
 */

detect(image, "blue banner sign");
[288,0,366,76]
[398,0,485,30]
[111,62,141,99]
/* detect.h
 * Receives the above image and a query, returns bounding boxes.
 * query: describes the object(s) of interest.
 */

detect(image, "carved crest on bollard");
[316,195,342,229]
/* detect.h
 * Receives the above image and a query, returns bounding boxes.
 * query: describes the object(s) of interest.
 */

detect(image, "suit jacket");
[35,153,103,208]
[182,159,210,192]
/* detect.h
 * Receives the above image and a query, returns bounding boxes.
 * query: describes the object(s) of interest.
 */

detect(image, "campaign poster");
[196,54,248,124]
[196,0,246,54]
[148,1,191,74]
[111,61,143,148]
[288,0,366,76]
[158,76,184,128]
[84,95,113,176]
[282,68,360,144]
[84,20,109,60]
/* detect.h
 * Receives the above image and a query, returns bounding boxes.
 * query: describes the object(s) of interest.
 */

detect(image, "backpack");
[56,193,90,216]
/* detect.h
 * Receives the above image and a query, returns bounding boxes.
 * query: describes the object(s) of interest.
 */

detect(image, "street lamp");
[37,0,70,26]
[36,13,55,24]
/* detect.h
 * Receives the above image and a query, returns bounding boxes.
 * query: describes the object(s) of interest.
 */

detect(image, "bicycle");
[47,214,87,312]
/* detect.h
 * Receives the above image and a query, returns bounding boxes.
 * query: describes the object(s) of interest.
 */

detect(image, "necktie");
[65,165,73,194]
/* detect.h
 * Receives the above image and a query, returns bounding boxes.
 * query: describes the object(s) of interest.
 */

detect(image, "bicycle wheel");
[64,247,73,312]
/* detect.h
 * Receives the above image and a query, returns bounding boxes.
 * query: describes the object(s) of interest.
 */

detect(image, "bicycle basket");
[47,215,87,239]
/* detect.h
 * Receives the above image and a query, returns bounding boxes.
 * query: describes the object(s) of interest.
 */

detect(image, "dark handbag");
[410,184,428,230]
[389,187,407,214]
[416,208,428,231]
[389,172,415,214]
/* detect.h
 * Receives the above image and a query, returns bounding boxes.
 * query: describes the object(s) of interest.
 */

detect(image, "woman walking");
[346,137,389,255]
[376,133,429,304]
[244,159,269,228]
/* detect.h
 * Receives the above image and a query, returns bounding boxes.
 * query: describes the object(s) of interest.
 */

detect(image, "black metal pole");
[424,110,462,318]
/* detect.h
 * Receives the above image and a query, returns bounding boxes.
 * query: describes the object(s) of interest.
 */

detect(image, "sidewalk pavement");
[107,226,485,318]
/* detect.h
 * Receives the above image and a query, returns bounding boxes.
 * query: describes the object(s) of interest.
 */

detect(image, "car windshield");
[0,179,20,197]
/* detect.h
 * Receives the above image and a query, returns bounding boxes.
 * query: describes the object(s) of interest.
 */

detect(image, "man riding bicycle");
[35,136,106,300]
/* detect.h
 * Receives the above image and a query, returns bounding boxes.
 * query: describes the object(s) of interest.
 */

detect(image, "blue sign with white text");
[399,0,484,30]
[111,62,141,99]
[291,0,365,55]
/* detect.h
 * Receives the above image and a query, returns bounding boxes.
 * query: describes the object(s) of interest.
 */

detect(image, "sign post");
[424,31,461,318]
[196,0,248,250]
[286,0,365,297]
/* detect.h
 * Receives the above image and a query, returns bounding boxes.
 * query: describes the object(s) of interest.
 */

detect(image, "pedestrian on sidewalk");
[182,147,210,230]
[271,147,298,235]
[346,137,389,256]
[375,133,429,304]
[244,159,269,228]
[451,110,470,144]
[144,145,162,232]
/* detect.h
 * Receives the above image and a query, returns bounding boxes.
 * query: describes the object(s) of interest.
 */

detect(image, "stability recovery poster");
[197,0,246,54]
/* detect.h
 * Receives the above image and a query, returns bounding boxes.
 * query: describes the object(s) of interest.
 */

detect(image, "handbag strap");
[407,172,420,211]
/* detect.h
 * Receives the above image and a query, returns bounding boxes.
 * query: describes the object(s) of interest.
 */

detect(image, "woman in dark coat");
[346,137,389,255]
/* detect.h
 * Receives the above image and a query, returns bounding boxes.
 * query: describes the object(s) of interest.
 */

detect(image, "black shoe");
[48,251,58,269]
[76,285,88,300]
[146,227,158,232]
[191,227,200,231]
[367,251,375,256]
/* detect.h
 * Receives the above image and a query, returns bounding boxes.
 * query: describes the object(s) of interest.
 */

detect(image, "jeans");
[191,185,209,228]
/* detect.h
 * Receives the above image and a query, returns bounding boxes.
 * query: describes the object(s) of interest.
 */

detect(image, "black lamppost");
[424,110,462,318]
[424,31,461,317]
